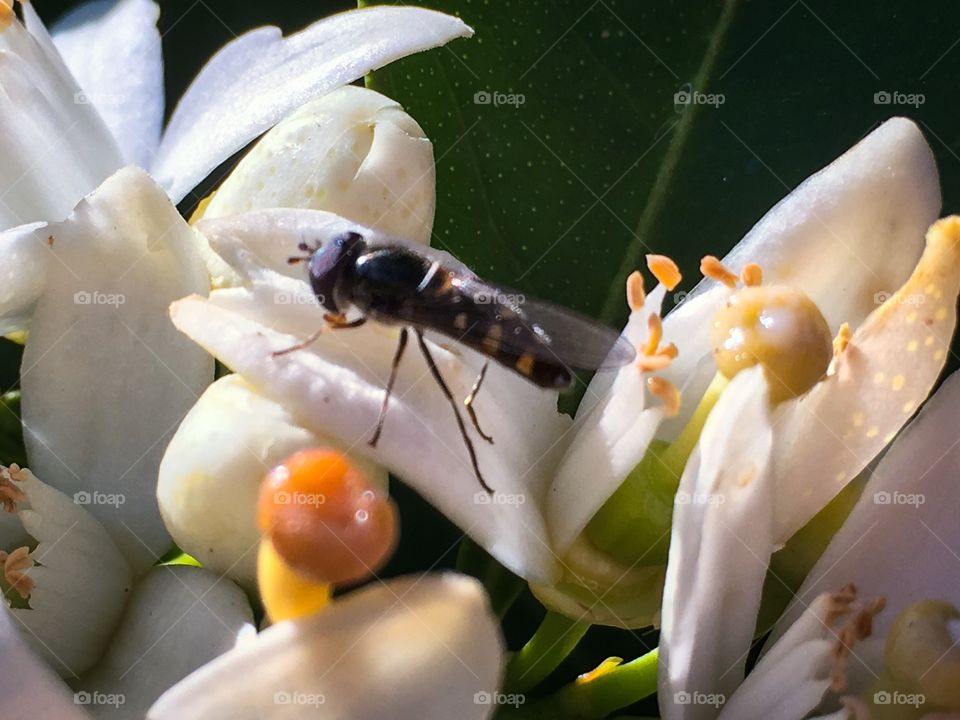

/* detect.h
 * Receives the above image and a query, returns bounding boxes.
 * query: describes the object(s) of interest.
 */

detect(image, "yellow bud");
[257,539,332,623]
[710,285,833,403]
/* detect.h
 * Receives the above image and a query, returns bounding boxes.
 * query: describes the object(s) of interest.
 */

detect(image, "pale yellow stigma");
[0,546,34,600]
[646,254,682,291]
[257,539,332,623]
[885,599,960,709]
[700,255,739,289]
[647,376,681,416]
[626,271,645,312]
[0,464,25,513]
[710,284,833,404]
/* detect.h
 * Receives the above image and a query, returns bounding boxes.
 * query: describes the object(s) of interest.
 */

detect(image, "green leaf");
[362,0,737,325]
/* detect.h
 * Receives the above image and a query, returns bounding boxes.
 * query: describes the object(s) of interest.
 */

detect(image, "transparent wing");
[455,276,636,370]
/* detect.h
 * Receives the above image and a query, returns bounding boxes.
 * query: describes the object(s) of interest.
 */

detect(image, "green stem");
[505,612,590,693]
[455,538,524,618]
[500,648,660,719]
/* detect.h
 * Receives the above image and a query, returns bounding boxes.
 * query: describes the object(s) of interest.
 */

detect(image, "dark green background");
[5,0,960,711]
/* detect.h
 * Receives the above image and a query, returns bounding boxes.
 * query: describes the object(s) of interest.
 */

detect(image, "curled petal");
[148,574,503,720]
[21,167,211,572]
[50,0,164,168]
[0,6,123,228]
[659,369,774,720]
[78,566,254,718]
[153,7,472,202]
[772,215,960,541]
[158,374,386,590]
[658,118,939,439]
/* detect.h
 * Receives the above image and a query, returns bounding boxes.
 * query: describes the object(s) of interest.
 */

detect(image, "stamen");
[833,322,852,357]
[0,464,26,513]
[700,256,739,289]
[643,313,663,357]
[826,584,886,692]
[626,271,645,312]
[647,255,682,291]
[648,377,681,416]
[0,546,34,600]
[741,262,763,287]
[636,354,674,372]
[0,1,13,32]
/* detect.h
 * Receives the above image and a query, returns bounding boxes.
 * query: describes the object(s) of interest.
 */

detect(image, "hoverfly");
[283,232,636,492]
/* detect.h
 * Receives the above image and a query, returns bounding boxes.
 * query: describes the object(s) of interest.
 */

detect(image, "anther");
[0,546,34,600]
[647,255,682,291]
[647,377,681,416]
[700,256,739,289]
[0,465,25,513]
[740,262,763,287]
[626,271,645,312]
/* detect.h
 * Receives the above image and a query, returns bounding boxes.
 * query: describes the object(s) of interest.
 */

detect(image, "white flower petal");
[50,0,164,169]
[771,370,960,646]
[717,593,841,720]
[0,221,48,334]
[78,566,253,719]
[659,369,774,720]
[152,7,472,203]
[203,85,436,245]
[772,215,960,542]
[659,118,939,439]
[547,286,666,553]
[171,287,569,583]
[0,604,90,720]
[0,8,123,228]
[148,574,503,720]
[20,167,211,572]
[158,374,387,590]
[3,466,131,678]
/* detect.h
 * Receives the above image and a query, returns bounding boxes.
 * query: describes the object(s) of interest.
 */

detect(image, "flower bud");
[203,85,436,245]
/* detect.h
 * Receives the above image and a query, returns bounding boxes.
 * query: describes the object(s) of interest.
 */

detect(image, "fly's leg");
[464,362,494,444]
[369,327,409,448]
[271,315,366,357]
[415,329,493,494]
